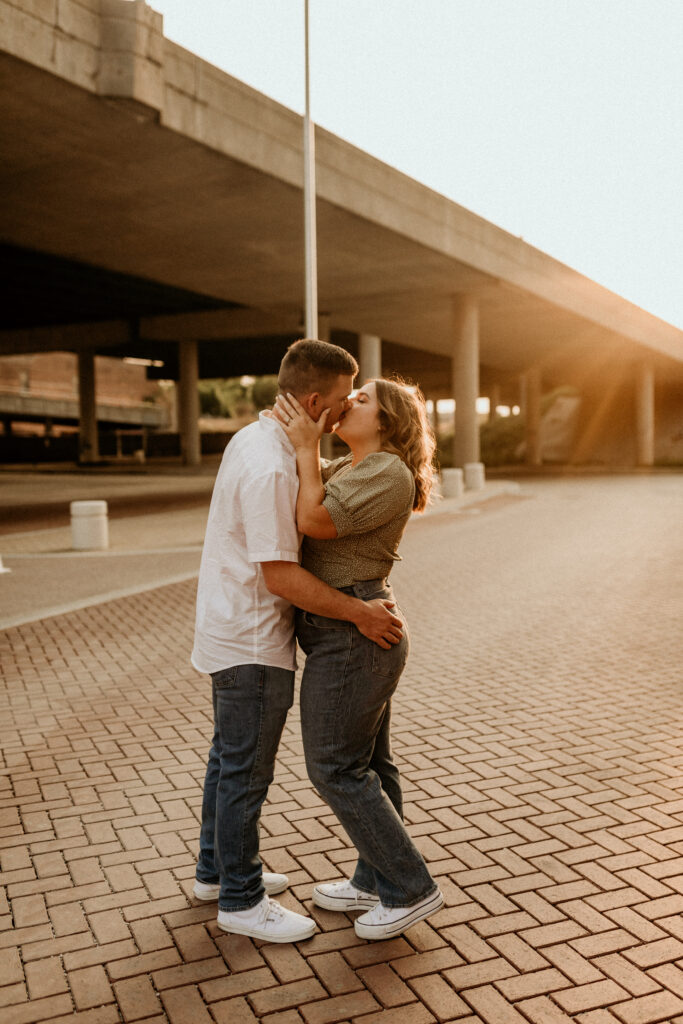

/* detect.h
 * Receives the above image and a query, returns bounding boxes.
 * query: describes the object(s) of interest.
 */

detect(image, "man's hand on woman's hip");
[261,561,403,648]
[353,599,403,649]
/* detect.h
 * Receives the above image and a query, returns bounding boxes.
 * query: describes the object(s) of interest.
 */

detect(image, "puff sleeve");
[323,453,414,537]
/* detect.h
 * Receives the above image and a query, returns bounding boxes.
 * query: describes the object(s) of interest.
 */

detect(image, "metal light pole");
[303,0,318,338]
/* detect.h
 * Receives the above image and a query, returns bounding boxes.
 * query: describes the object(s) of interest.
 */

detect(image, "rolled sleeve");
[323,453,414,538]
[241,470,300,563]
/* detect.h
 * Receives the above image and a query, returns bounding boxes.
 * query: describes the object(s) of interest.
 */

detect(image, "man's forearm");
[261,560,402,648]
[263,561,363,624]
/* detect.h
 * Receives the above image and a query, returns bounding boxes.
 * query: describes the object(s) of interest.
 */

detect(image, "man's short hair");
[278,338,358,396]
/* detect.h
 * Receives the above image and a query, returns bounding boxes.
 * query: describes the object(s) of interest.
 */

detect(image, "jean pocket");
[371,628,409,678]
[211,666,238,688]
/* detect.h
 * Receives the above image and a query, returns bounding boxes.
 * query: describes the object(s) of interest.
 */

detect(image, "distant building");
[0,352,169,461]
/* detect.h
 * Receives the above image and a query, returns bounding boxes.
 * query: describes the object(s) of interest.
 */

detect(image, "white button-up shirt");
[191,412,300,674]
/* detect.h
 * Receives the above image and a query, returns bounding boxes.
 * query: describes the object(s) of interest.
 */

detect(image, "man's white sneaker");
[312,879,380,912]
[193,872,289,902]
[217,895,316,942]
[354,888,444,940]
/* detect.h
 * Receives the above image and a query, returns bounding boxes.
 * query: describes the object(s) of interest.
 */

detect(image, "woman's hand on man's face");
[274,393,329,449]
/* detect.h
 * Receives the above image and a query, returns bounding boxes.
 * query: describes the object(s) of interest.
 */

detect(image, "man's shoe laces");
[261,897,285,924]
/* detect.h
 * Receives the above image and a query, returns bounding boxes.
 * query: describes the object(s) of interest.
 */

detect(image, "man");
[191,339,402,943]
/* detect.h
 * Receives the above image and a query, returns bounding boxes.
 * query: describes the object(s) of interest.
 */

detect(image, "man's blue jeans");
[196,663,294,911]
[296,579,438,908]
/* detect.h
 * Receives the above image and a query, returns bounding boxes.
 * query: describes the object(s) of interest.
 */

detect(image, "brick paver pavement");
[1,474,682,1024]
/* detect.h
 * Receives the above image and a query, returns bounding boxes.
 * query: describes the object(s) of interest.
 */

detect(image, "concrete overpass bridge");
[1,0,682,468]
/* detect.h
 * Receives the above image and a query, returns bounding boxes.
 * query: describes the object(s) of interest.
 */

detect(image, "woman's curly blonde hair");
[373,378,437,513]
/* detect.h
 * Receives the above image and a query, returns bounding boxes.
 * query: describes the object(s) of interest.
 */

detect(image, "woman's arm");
[274,394,338,539]
[294,442,338,539]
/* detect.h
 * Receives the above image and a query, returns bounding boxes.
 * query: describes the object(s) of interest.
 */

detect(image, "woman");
[276,378,443,940]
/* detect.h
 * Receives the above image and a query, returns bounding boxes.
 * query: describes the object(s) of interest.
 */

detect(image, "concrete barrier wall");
[1,0,100,91]
[162,40,304,189]
[3,0,683,367]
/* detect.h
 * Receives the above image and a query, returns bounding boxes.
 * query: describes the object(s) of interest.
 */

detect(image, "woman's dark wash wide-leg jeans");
[297,578,437,908]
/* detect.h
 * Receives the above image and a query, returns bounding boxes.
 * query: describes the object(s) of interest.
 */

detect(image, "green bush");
[480,415,526,466]
[251,376,279,410]
[436,418,525,468]
[198,382,224,417]
[198,379,252,418]
[438,387,581,468]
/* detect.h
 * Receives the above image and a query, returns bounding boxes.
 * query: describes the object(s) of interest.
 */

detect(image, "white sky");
[151,0,683,330]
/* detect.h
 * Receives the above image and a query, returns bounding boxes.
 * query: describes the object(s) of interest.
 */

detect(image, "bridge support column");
[78,350,99,463]
[635,359,655,466]
[178,340,201,467]
[524,367,542,466]
[452,295,481,473]
[359,333,382,383]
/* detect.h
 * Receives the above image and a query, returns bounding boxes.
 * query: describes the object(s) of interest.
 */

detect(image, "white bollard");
[430,474,442,501]
[441,468,464,499]
[464,462,486,491]
[0,554,10,574]
[70,500,109,551]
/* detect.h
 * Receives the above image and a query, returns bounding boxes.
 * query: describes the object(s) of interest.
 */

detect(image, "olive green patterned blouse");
[301,451,415,588]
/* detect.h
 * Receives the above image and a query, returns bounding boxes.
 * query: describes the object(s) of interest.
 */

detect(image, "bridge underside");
[1,12,681,468]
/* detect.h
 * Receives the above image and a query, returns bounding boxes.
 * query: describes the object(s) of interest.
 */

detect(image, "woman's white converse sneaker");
[217,895,316,942]
[354,888,444,939]
[192,880,221,901]
[193,872,289,902]
[312,879,380,911]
